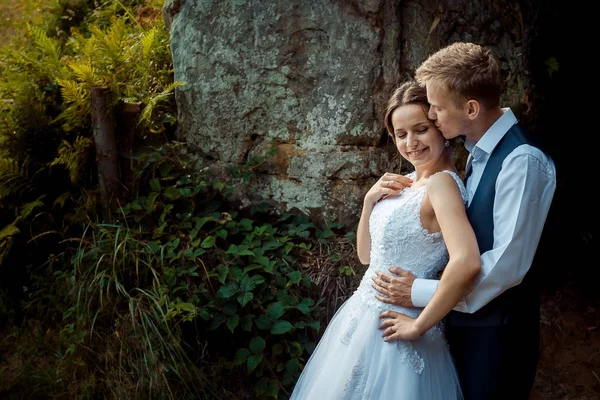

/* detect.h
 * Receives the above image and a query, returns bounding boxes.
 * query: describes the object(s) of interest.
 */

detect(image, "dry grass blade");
[299,235,363,324]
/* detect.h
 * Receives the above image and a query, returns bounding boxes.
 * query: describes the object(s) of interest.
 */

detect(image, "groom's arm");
[412,147,556,312]
[411,278,466,310]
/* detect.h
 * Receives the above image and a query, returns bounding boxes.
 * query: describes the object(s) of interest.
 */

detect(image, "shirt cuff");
[453,299,468,313]
[411,278,439,308]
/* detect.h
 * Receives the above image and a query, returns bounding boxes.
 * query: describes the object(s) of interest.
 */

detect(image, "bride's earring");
[444,140,450,147]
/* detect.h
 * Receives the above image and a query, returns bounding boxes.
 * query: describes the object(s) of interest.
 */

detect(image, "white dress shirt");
[411,108,557,313]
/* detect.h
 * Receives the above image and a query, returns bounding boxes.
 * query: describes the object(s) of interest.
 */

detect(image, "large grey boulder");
[164,0,534,227]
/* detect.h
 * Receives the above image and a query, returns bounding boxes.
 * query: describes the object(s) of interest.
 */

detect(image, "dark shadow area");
[528,3,598,398]
[529,1,594,297]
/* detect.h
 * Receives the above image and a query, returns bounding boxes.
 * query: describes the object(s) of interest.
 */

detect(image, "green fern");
[28,24,61,64]
[139,81,185,127]
[19,195,46,220]
[0,223,19,240]
[56,78,85,103]
[545,57,559,77]
[50,137,93,183]
[54,191,71,209]
[0,158,24,177]
[0,158,31,198]
[23,24,67,82]
[53,78,90,132]
[89,19,128,68]
[67,61,99,88]
[0,222,19,266]
[140,27,157,61]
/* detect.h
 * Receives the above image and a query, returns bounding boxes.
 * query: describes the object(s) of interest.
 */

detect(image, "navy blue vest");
[446,123,541,327]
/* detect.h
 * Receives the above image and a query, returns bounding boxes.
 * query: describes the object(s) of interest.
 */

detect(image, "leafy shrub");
[0,0,177,322]
[0,2,363,399]
[26,142,347,399]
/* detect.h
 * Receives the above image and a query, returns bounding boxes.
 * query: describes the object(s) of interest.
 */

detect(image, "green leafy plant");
[0,2,365,399]
[118,143,328,399]
[0,0,179,322]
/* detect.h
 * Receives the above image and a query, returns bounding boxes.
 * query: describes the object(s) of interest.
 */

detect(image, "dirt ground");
[531,285,600,399]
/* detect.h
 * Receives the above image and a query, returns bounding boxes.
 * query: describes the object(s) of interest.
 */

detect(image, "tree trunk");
[90,86,120,220]
[116,101,144,200]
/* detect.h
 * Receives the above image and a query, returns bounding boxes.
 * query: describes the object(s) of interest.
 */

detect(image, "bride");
[290,80,480,399]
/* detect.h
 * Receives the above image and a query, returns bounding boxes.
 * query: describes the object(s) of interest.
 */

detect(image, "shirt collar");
[464,108,517,159]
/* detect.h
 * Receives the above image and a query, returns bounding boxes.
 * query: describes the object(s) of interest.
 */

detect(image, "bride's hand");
[378,310,422,341]
[364,173,413,208]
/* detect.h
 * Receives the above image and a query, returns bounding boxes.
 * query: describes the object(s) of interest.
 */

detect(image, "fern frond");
[19,195,45,220]
[68,61,98,87]
[0,223,19,240]
[83,35,96,58]
[0,158,26,178]
[141,28,157,61]
[0,175,31,198]
[53,103,91,132]
[88,25,104,42]
[56,78,85,104]
[54,191,71,209]
[91,19,128,63]
[27,24,61,63]
[139,81,186,125]
[106,19,128,58]
[53,80,90,131]
[50,137,93,183]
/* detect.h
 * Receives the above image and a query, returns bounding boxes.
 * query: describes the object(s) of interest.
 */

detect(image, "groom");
[372,42,556,399]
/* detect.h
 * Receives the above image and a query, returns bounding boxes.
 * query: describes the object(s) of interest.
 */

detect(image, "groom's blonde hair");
[415,42,503,109]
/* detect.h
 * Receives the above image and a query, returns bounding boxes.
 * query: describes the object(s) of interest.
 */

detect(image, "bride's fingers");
[381,327,395,337]
[383,332,401,342]
[382,173,413,187]
[379,310,399,319]
[379,320,395,332]
[378,320,392,329]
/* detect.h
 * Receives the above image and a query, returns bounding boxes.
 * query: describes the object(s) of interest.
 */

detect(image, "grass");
[0,320,69,399]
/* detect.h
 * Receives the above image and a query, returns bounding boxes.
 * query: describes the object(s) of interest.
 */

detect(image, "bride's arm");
[356,198,374,265]
[380,173,480,340]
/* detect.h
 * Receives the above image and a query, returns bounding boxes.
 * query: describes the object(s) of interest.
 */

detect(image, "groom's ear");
[465,99,480,120]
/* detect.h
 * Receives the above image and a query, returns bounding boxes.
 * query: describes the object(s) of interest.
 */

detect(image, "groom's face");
[425,82,466,140]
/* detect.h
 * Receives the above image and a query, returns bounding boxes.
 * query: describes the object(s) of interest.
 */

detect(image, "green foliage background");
[0,1,362,399]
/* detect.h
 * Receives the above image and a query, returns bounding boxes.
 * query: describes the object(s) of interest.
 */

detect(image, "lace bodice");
[353,170,468,318]
[370,170,466,276]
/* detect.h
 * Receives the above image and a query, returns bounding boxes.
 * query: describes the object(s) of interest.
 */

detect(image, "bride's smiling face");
[390,104,446,168]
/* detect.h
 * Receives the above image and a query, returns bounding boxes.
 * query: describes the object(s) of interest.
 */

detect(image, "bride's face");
[390,104,446,169]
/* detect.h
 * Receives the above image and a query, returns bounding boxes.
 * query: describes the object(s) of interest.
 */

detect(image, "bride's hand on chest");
[365,172,413,206]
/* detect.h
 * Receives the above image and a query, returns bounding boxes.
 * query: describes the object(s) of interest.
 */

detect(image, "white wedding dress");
[290,170,466,400]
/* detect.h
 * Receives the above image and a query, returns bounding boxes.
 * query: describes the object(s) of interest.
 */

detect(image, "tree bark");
[117,101,144,200]
[90,86,120,220]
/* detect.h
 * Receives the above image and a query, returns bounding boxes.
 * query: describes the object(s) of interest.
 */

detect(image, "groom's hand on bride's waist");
[371,267,416,308]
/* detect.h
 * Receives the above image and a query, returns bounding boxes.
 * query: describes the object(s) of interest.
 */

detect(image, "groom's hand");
[372,267,416,307]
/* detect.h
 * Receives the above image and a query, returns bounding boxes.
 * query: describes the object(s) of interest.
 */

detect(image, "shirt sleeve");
[412,278,468,310]
[411,145,556,313]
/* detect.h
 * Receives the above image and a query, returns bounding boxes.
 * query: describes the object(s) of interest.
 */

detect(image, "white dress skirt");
[290,171,467,400]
